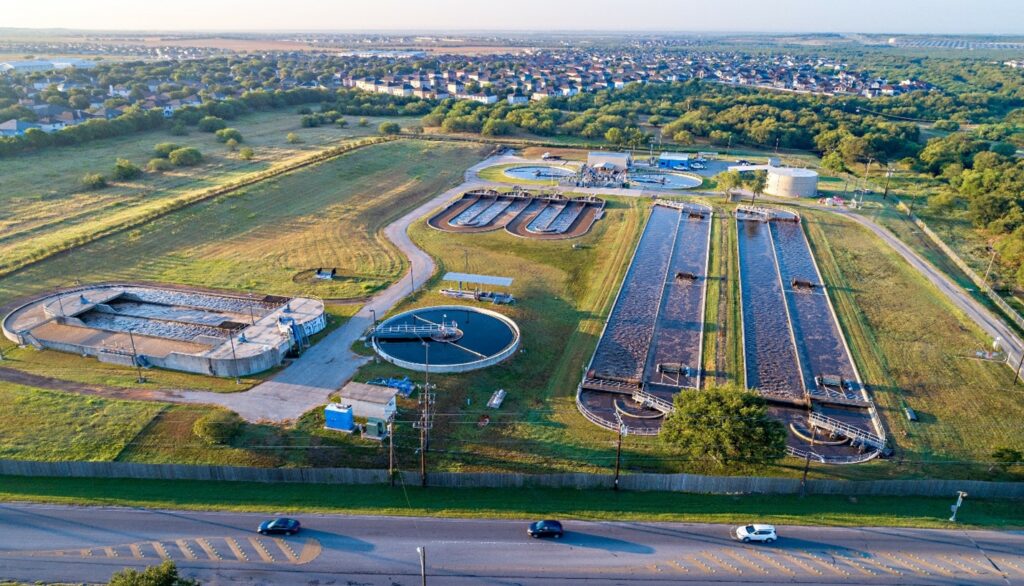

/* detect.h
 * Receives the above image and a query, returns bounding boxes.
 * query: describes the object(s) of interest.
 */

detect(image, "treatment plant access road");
[0,503,1021,585]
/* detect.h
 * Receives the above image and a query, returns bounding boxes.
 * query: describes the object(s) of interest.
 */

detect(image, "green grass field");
[0,111,411,280]
[804,211,1024,480]
[0,139,490,307]
[0,475,1019,529]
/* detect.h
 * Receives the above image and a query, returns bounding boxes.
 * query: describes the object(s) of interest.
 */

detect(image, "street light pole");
[388,420,395,487]
[416,546,427,586]
[949,491,968,522]
[614,422,625,491]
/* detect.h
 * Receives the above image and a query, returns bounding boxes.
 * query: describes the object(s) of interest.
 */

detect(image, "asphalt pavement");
[0,503,1022,585]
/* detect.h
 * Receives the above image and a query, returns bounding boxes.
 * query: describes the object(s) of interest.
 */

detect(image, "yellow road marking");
[152,542,170,560]
[722,549,769,574]
[879,552,931,576]
[195,538,222,561]
[683,554,716,574]
[272,537,300,563]
[128,544,144,560]
[296,538,322,565]
[667,560,689,573]
[248,537,275,563]
[853,553,904,576]
[941,554,990,576]
[995,557,1024,575]
[744,549,797,575]
[175,539,197,561]
[828,551,877,576]
[901,552,957,577]
[225,538,249,562]
[699,550,743,575]
[797,550,850,577]
[103,547,116,558]
[80,548,92,557]
[774,551,823,576]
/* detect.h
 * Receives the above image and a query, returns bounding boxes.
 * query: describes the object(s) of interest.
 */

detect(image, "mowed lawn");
[805,211,1024,480]
[0,383,164,461]
[0,110,411,279]
[0,139,491,306]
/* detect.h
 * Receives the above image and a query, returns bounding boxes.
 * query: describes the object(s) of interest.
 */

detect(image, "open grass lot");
[0,383,164,461]
[0,110,411,279]
[804,210,1024,480]
[0,139,490,307]
[0,476,1020,530]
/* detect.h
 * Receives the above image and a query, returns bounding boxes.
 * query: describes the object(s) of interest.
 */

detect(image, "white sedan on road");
[734,524,778,543]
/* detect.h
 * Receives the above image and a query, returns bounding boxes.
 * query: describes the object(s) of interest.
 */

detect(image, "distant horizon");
[3,0,1023,36]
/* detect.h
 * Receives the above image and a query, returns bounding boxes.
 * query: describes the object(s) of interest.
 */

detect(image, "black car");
[257,517,301,535]
[527,520,564,538]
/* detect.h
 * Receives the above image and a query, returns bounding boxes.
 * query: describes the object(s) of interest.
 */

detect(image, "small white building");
[340,382,398,421]
[587,151,632,172]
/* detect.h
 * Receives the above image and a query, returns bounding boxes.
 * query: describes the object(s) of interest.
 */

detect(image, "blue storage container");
[324,403,354,432]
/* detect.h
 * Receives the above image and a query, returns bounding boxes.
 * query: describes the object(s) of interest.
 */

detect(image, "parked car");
[527,520,564,538]
[734,524,777,543]
[257,518,301,535]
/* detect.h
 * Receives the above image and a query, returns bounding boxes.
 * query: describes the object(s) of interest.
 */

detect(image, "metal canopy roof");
[442,272,513,287]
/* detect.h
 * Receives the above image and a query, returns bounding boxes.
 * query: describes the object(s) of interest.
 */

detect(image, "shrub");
[238,146,255,160]
[169,123,189,136]
[147,157,174,172]
[215,127,243,143]
[81,173,107,189]
[336,117,349,128]
[378,121,401,135]
[168,147,203,167]
[197,115,227,132]
[358,117,369,127]
[113,158,143,180]
[154,142,181,158]
[193,411,244,445]
[286,132,301,144]
[225,138,239,151]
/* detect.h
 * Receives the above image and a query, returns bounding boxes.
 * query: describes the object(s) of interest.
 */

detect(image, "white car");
[735,524,777,543]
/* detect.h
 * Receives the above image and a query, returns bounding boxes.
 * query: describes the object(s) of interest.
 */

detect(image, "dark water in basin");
[771,221,857,387]
[376,307,516,366]
[737,218,803,397]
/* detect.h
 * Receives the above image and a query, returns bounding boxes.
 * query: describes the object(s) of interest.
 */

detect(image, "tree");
[238,146,255,160]
[991,447,1022,474]
[214,128,243,143]
[672,130,694,145]
[113,158,143,180]
[747,170,767,204]
[714,170,743,202]
[107,560,199,586]
[378,121,401,135]
[225,138,239,151]
[660,384,787,468]
[821,151,846,173]
[168,147,202,167]
[197,115,227,132]
[604,127,624,145]
[81,172,107,189]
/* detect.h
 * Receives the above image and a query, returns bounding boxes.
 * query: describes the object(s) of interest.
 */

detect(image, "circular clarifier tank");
[503,165,576,181]
[371,305,520,373]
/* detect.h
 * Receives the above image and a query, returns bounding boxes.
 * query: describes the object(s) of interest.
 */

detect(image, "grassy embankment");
[0,111,409,282]
[0,475,1020,530]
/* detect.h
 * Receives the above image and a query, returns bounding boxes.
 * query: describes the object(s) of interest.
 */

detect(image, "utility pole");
[127,328,145,383]
[983,247,998,288]
[882,166,894,200]
[410,265,416,294]
[416,342,433,487]
[800,422,817,498]
[613,420,626,491]
[247,294,256,325]
[388,420,395,487]
[417,546,427,586]
[1014,350,1024,386]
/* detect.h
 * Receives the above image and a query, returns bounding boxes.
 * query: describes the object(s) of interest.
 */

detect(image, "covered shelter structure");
[339,381,398,421]
[440,272,514,304]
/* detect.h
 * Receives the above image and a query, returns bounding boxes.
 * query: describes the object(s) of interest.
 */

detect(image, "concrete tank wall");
[766,170,819,198]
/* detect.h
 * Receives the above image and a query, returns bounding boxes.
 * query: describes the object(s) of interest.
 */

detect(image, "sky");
[2,0,1023,35]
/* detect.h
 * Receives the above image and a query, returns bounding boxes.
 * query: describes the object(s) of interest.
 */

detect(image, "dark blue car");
[527,520,564,538]
[257,517,301,535]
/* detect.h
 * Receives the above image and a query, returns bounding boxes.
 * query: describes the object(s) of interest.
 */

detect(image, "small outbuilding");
[339,381,398,421]
[657,152,689,169]
[587,151,632,172]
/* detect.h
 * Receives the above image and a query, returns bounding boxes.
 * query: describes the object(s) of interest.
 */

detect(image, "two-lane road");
[0,504,1021,584]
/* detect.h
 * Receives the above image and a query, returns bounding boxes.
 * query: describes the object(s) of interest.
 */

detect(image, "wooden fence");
[2,459,1022,498]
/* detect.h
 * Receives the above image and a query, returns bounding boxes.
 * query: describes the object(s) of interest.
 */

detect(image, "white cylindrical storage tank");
[766,167,818,198]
